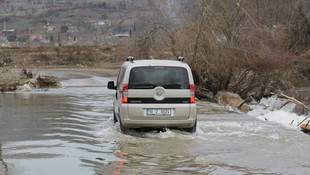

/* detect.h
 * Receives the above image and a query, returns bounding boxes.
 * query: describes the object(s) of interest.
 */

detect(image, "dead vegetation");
[0,45,115,68]
[122,0,310,104]
[0,69,58,92]
[0,45,121,92]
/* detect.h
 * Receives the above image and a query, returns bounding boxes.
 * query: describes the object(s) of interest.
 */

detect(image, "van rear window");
[128,66,189,89]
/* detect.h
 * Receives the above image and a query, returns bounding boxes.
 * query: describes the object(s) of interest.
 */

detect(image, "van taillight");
[190,84,195,103]
[122,84,128,103]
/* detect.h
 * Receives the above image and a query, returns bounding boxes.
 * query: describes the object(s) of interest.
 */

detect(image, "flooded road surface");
[1,72,310,175]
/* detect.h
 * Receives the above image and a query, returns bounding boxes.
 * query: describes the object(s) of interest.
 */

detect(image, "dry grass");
[0,45,116,68]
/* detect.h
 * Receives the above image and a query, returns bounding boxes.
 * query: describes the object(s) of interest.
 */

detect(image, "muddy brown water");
[1,72,310,175]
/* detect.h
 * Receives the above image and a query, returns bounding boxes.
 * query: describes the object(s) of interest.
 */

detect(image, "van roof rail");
[177,56,184,62]
[126,56,135,62]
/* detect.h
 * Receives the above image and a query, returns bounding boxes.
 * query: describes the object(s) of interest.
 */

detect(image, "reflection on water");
[0,72,310,174]
[0,83,116,175]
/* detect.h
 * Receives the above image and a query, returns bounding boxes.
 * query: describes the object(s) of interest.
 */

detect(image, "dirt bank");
[0,66,120,92]
[0,46,122,92]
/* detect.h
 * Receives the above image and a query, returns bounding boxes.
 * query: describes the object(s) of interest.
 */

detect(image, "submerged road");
[0,71,310,175]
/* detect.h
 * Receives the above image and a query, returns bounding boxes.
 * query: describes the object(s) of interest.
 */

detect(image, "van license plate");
[147,109,171,116]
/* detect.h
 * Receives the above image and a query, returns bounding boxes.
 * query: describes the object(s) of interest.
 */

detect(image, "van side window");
[117,67,126,89]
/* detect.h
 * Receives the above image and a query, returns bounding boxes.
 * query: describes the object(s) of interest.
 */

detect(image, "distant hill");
[0,0,150,29]
[0,0,157,46]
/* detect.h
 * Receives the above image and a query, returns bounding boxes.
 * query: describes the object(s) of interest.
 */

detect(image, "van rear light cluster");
[190,84,195,103]
[122,84,129,103]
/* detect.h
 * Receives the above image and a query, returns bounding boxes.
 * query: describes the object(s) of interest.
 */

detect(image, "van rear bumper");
[121,118,196,129]
[119,103,197,129]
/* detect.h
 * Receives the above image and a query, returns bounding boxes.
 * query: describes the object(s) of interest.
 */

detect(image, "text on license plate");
[146,109,171,116]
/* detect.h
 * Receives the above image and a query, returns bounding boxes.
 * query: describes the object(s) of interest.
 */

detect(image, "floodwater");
[1,72,310,175]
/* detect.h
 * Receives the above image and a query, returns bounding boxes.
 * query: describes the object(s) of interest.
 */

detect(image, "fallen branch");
[271,92,310,111]
[298,116,310,126]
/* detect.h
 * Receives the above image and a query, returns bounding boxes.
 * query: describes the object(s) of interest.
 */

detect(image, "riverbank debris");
[301,120,310,133]
[271,92,310,111]
[0,69,58,92]
[271,92,310,132]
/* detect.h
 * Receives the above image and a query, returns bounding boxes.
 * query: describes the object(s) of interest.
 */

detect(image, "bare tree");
[123,0,310,99]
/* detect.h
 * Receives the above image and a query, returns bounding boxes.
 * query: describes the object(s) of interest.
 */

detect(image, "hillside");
[0,0,155,46]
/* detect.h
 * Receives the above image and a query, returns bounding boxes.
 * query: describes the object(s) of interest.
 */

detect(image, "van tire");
[184,119,197,133]
[119,119,128,134]
[113,112,118,124]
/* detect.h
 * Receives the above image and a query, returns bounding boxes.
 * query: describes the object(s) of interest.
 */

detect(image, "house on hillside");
[114,33,130,38]
[0,41,10,47]
[0,35,8,42]
[0,35,9,47]
[41,39,50,44]
[2,29,15,36]
[43,23,54,31]
[98,20,112,26]
[87,21,98,26]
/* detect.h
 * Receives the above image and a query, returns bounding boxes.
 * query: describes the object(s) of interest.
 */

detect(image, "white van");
[108,57,197,133]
